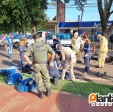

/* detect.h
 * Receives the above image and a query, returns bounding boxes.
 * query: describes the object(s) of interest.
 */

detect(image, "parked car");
[0,34,4,47]
[47,33,72,48]
[13,36,34,49]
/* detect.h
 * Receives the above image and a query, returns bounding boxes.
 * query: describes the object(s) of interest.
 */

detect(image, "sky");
[45,0,113,21]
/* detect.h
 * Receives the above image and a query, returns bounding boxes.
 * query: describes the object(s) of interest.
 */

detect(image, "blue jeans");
[8,46,12,58]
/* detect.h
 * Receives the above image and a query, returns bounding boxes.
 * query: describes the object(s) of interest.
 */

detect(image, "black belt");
[33,62,47,64]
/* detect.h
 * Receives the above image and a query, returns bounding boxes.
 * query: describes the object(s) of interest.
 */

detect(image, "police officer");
[19,37,28,62]
[24,33,55,99]
[97,34,108,68]
[19,37,28,72]
[57,44,76,82]
[71,32,83,63]
[52,34,60,52]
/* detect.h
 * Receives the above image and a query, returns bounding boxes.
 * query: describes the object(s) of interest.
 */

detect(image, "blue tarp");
[6,73,22,85]
[17,78,37,92]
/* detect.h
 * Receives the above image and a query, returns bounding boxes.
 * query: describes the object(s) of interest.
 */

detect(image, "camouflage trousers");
[34,64,51,91]
[61,58,76,81]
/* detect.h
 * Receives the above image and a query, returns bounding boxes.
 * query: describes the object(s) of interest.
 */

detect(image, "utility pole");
[81,5,84,21]
[56,0,60,21]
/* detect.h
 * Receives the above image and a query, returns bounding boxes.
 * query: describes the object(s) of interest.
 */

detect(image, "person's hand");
[85,54,88,57]
[80,48,83,52]
[49,61,54,67]
[29,61,33,68]
[24,49,26,52]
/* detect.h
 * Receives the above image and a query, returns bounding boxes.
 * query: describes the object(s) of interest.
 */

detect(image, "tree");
[97,0,113,38]
[0,0,48,33]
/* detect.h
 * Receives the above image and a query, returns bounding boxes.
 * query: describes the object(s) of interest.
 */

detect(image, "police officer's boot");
[46,88,51,97]
[54,78,58,85]
[38,91,44,99]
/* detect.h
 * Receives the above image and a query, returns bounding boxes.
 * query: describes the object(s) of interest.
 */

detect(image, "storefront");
[46,21,59,33]
[59,21,113,41]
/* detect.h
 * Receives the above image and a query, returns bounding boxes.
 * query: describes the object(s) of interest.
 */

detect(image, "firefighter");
[97,34,108,68]
[71,32,83,63]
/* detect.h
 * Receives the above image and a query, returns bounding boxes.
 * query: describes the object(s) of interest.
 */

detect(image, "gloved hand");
[85,54,88,57]
[61,61,65,67]
[24,49,26,52]
[49,62,54,67]
[29,64,34,70]
[80,48,83,52]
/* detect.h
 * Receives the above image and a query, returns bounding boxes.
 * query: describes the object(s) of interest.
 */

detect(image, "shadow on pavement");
[12,60,20,65]
[2,60,20,66]
[0,52,8,58]
[2,60,16,66]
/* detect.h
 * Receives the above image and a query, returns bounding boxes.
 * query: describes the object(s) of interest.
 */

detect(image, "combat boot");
[54,78,58,85]
[46,88,51,97]
[38,91,44,99]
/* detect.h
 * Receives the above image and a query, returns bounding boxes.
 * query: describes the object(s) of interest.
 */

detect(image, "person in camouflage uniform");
[24,33,55,99]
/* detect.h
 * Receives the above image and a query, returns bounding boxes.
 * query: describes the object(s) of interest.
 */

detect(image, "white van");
[37,31,51,43]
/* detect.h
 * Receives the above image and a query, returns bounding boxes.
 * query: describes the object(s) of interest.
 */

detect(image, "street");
[0,48,113,85]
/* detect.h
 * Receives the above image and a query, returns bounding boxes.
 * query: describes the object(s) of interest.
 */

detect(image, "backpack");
[17,78,37,92]
[6,73,22,85]
[0,69,16,76]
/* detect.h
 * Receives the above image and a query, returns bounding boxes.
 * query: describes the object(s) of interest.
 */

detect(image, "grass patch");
[0,75,6,83]
[51,80,113,98]
[0,75,113,98]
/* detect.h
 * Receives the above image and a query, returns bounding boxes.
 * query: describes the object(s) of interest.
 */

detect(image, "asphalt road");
[0,48,113,85]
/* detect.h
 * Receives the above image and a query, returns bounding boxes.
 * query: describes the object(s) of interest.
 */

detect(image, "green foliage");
[0,75,6,83]
[0,0,48,33]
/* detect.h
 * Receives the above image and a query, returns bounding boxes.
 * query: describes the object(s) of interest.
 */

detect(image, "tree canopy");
[0,0,48,33]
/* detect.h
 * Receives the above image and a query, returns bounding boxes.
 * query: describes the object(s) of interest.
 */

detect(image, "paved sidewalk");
[0,83,113,112]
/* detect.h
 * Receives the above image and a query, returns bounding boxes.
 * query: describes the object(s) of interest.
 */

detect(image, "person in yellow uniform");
[97,34,108,68]
[71,32,83,63]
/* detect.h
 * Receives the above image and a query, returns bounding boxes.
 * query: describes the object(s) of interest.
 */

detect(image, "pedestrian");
[19,32,25,41]
[1,33,7,50]
[57,44,76,82]
[19,37,28,62]
[5,33,13,58]
[19,37,28,72]
[71,32,83,63]
[52,34,60,52]
[97,34,108,68]
[83,39,92,74]
[24,33,55,99]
